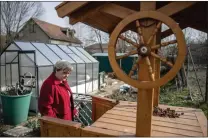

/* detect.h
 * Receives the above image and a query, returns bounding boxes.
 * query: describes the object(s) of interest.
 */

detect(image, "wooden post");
[136,2,156,136]
[154,29,161,106]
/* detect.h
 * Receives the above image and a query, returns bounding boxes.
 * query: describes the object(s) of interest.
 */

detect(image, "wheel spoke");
[128,58,140,77]
[147,21,162,45]
[144,57,155,81]
[116,50,138,60]
[151,40,177,50]
[136,20,145,45]
[151,52,173,67]
[119,35,140,48]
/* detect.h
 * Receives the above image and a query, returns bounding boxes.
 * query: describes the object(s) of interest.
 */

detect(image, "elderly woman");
[38,60,77,121]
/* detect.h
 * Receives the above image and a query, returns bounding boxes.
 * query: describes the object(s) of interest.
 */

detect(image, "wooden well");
[39,1,207,137]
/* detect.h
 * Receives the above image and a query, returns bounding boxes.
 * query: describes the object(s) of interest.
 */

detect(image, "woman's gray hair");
[53,60,73,72]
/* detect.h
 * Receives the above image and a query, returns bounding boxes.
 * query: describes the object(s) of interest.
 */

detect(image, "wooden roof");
[55,1,207,38]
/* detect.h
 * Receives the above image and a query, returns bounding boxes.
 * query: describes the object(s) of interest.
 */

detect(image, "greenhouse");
[0,41,99,112]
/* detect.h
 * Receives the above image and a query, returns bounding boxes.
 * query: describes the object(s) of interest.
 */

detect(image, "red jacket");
[38,72,77,120]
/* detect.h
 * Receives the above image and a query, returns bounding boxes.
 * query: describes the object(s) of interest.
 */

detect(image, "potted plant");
[0,72,35,125]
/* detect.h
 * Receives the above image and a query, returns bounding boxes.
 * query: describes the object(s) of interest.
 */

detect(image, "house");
[16,18,82,46]
[84,43,108,54]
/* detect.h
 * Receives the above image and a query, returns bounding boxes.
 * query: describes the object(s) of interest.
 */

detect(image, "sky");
[40,2,70,28]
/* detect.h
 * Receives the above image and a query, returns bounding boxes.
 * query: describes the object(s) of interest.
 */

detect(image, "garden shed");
[92,53,138,74]
[0,41,99,112]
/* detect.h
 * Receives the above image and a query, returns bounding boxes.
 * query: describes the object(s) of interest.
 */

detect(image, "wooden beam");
[56,2,89,18]
[161,24,187,39]
[70,2,108,25]
[100,3,136,19]
[136,2,156,137]
[157,1,197,16]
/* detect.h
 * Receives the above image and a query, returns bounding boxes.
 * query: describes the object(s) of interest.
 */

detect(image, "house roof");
[32,18,82,44]
[85,42,136,54]
[84,43,108,53]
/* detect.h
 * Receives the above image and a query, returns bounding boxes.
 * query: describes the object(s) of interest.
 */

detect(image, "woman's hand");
[73,108,79,117]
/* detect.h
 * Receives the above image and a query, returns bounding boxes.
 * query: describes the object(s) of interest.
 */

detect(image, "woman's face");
[55,69,71,81]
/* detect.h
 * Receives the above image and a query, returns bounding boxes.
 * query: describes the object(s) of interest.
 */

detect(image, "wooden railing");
[39,96,118,137]
[91,96,118,122]
[39,116,82,137]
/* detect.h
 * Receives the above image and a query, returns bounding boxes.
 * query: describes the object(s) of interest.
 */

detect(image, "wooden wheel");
[108,11,186,89]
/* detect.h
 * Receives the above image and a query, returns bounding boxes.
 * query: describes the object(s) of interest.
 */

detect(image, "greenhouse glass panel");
[76,47,98,63]
[68,53,84,63]
[6,43,20,51]
[86,63,93,92]
[93,63,99,91]
[15,41,52,66]
[5,52,18,63]
[46,44,75,64]
[6,64,11,85]
[12,56,18,62]
[77,63,86,85]
[32,42,61,64]
[58,45,73,54]
[19,53,35,67]
[68,47,91,63]
[38,66,53,91]
[0,53,6,65]
[11,64,19,85]
[19,67,35,77]
[67,64,77,91]
[1,65,5,87]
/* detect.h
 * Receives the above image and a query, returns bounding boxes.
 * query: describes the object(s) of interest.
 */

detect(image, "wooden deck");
[82,101,207,137]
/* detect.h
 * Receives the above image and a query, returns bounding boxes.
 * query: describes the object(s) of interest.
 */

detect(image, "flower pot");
[0,92,32,125]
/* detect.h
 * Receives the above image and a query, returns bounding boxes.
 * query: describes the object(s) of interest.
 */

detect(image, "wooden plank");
[81,126,134,137]
[40,121,48,137]
[98,117,135,127]
[92,96,118,121]
[157,2,197,16]
[70,2,108,25]
[152,125,203,136]
[161,24,187,39]
[92,121,203,136]
[105,111,200,126]
[152,120,202,132]
[39,116,81,137]
[152,130,183,136]
[108,109,197,120]
[100,3,136,19]
[153,116,200,126]
[39,116,81,128]
[195,111,208,136]
[92,122,135,134]
[103,113,136,122]
[47,124,81,137]
[113,107,196,117]
[98,117,202,133]
[56,2,89,17]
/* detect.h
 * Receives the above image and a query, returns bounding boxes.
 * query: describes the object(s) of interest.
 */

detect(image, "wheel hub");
[138,45,150,57]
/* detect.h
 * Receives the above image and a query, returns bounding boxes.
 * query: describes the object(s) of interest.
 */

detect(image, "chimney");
[68,29,76,38]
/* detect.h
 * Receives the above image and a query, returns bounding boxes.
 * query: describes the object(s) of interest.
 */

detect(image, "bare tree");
[0,2,45,45]
[73,23,109,49]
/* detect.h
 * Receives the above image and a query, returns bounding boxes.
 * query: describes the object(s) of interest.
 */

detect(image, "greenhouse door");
[18,51,37,112]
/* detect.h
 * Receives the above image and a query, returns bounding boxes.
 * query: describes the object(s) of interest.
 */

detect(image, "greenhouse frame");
[0,41,99,113]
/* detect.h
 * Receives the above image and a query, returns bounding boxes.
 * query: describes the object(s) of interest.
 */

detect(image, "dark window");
[29,22,35,33]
